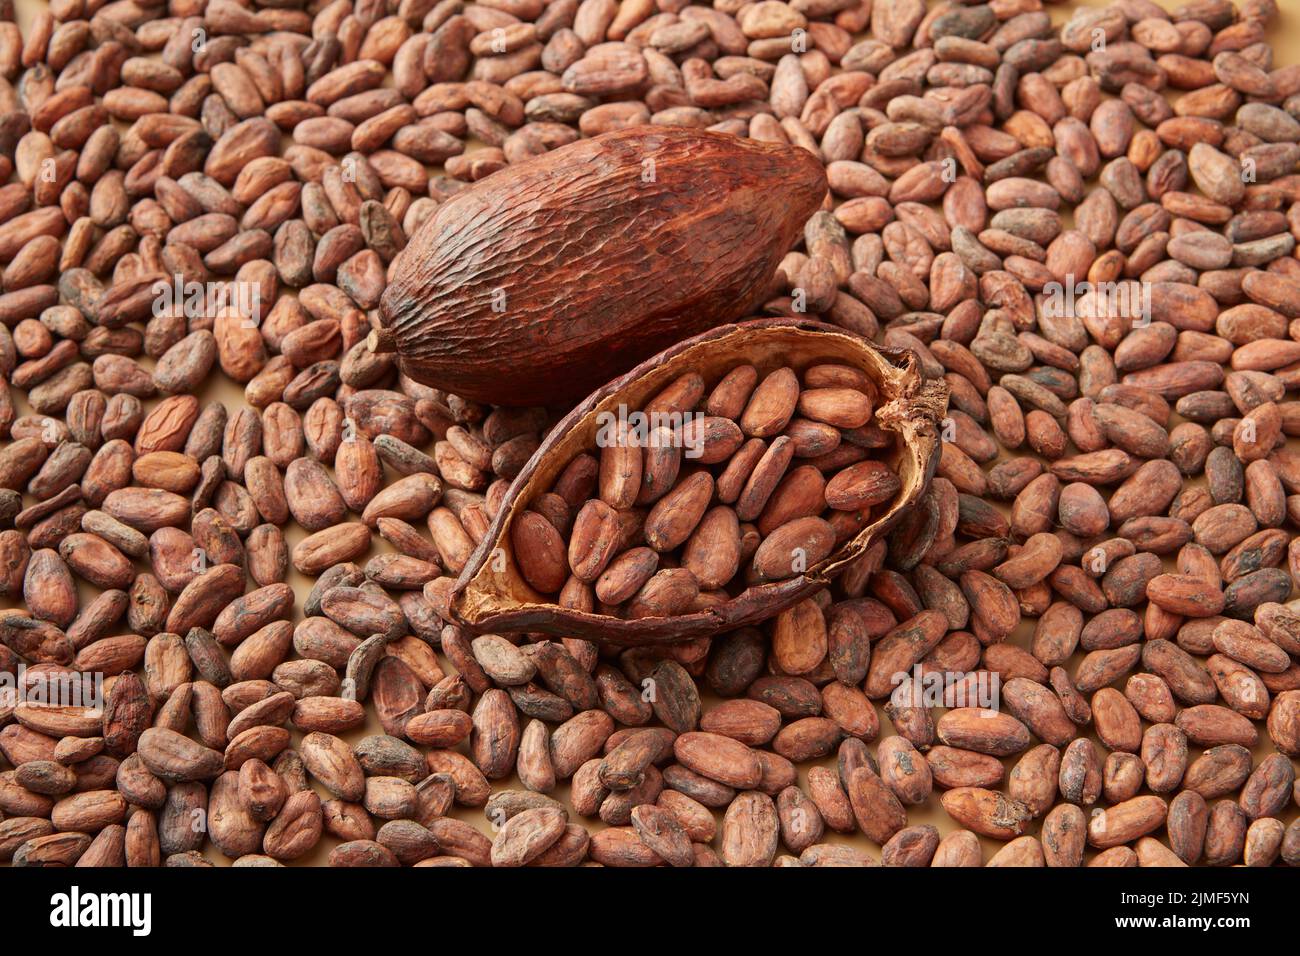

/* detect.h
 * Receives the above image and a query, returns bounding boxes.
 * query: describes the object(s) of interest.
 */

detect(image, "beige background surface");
[2,0,1298,867]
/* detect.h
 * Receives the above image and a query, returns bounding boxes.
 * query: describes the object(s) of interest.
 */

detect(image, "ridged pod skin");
[450,320,947,645]
[377,127,828,406]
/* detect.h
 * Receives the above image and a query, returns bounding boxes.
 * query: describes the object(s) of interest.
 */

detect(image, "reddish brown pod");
[450,320,946,644]
[375,127,828,406]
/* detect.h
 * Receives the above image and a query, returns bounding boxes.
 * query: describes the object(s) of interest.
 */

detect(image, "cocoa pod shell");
[450,320,945,645]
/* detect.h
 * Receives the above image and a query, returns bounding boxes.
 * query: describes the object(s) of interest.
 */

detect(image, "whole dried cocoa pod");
[376,128,827,406]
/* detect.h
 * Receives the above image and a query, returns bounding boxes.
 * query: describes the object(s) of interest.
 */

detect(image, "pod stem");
[367,328,397,353]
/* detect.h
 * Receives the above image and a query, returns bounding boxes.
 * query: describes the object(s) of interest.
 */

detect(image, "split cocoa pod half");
[374,126,827,407]
[448,319,948,645]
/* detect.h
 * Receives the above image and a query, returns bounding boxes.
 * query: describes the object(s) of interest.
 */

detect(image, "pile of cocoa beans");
[2,0,1300,868]
[514,363,898,618]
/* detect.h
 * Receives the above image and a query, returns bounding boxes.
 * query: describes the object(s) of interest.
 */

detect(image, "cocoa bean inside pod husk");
[450,320,947,645]
[375,126,827,407]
